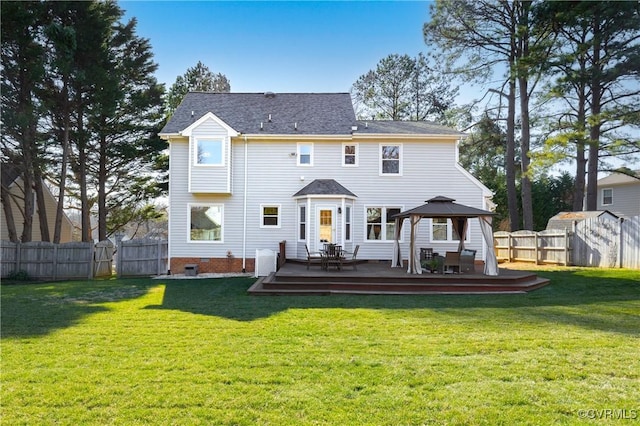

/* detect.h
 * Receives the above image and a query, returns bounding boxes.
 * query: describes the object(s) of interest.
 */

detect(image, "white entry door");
[316,206,336,251]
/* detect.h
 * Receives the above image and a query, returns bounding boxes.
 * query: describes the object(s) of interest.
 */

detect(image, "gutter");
[242,135,248,272]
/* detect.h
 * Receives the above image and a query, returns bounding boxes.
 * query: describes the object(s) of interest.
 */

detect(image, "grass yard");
[2,266,639,425]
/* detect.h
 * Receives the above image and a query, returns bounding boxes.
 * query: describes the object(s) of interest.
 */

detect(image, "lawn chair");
[342,245,360,270]
[305,244,323,270]
[444,251,461,273]
[459,249,477,273]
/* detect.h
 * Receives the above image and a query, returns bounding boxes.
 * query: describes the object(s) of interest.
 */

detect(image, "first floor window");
[602,188,613,205]
[366,206,401,241]
[189,204,223,241]
[261,205,280,227]
[432,218,448,241]
[345,205,352,241]
[432,218,468,242]
[299,205,306,240]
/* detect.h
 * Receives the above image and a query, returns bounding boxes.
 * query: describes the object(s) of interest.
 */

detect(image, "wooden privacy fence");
[494,229,572,266]
[494,215,640,269]
[116,238,168,277]
[1,240,114,280]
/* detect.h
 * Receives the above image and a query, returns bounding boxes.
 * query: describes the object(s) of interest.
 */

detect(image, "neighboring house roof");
[546,210,618,230]
[597,170,640,186]
[394,196,495,219]
[293,179,357,198]
[161,92,357,135]
[355,120,465,136]
[1,163,21,188]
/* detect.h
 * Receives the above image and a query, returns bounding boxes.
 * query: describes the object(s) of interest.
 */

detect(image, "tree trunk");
[573,86,587,212]
[76,94,92,242]
[586,18,602,211]
[33,167,50,242]
[54,78,70,244]
[0,182,19,242]
[506,78,519,231]
[98,130,107,241]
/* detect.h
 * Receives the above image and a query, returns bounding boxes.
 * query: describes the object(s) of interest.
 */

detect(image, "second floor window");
[602,188,613,205]
[298,143,313,166]
[380,144,401,175]
[195,139,224,166]
[343,144,358,166]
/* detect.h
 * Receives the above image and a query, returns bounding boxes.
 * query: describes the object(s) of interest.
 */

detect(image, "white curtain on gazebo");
[479,216,498,275]
[407,215,422,274]
[391,218,403,268]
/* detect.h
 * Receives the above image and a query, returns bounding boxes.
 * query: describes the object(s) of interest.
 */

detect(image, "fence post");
[617,217,624,268]
[16,241,22,272]
[534,232,539,265]
[564,228,568,266]
[157,239,162,275]
[88,243,94,279]
[52,244,58,281]
[507,233,512,262]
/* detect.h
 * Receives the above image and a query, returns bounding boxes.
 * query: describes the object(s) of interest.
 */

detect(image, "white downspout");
[242,135,248,272]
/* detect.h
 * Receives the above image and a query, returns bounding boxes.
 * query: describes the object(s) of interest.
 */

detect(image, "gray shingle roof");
[393,196,494,218]
[293,179,357,198]
[161,92,357,135]
[354,120,464,136]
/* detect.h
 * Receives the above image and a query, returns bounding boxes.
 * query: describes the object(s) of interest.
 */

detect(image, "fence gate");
[116,238,168,277]
[94,240,114,277]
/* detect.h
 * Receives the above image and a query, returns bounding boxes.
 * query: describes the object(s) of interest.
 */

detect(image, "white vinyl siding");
[168,135,491,262]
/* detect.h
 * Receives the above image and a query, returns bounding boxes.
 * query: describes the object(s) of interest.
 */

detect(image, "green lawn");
[2,267,639,425]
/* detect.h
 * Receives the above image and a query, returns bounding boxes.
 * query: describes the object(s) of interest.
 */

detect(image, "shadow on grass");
[1,278,156,338]
[147,269,640,335]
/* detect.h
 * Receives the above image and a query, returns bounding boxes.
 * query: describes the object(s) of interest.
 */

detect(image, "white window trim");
[193,137,225,167]
[187,203,224,243]
[260,204,281,228]
[379,143,402,176]
[297,142,314,166]
[601,188,613,206]
[430,218,471,243]
[342,143,359,167]
[365,206,403,242]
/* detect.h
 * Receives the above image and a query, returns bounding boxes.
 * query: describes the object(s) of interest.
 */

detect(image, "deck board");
[248,260,550,295]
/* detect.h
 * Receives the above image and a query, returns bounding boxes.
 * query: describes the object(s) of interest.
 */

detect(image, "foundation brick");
[170,257,255,274]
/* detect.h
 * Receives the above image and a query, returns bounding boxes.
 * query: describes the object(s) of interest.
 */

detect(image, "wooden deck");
[248,260,550,295]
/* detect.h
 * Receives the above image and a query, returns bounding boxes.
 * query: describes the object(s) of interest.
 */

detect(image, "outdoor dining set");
[305,243,359,271]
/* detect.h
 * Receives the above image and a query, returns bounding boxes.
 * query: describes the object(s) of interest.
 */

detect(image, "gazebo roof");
[393,196,495,219]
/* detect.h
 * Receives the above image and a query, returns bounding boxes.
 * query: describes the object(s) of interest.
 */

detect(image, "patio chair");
[305,244,323,270]
[459,249,477,273]
[444,251,461,273]
[342,245,360,270]
[324,244,344,270]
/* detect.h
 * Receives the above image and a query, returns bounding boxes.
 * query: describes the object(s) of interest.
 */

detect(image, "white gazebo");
[391,196,498,276]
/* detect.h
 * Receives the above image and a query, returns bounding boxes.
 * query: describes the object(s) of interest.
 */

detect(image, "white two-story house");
[159,92,493,274]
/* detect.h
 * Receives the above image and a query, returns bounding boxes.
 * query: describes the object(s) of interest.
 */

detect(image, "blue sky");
[120,1,433,93]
